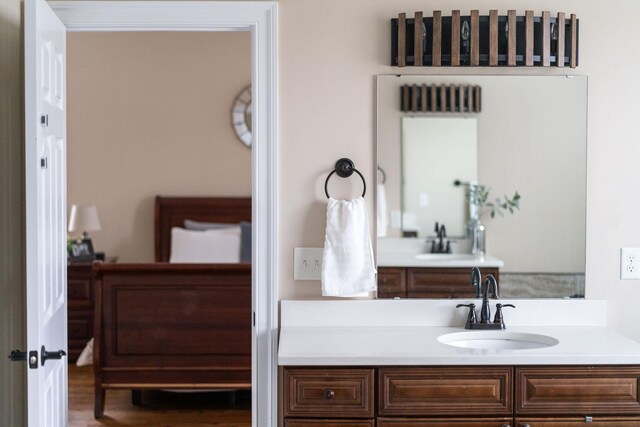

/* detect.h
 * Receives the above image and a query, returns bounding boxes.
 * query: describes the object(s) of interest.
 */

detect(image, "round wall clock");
[231,85,252,148]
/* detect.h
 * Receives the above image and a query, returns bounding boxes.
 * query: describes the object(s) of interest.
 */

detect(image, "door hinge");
[40,157,47,169]
[40,114,48,127]
[7,349,39,369]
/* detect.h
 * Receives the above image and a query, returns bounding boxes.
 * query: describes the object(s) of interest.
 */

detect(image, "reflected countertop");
[378,251,505,268]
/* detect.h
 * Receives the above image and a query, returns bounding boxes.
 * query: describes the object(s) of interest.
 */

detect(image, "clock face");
[232,85,252,148]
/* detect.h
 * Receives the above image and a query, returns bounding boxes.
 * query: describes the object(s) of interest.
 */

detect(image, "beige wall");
[277,0,640,342]
[67,32,251,262]
[0,0,25,424]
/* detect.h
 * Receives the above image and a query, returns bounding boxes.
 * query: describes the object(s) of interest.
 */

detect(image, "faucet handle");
[456,303,477,328]
[493,303,515,328]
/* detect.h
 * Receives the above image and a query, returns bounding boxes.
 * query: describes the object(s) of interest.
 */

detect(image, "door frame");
[46,2,279,425]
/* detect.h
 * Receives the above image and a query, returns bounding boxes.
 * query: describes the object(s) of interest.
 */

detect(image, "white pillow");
[169,226,241,263]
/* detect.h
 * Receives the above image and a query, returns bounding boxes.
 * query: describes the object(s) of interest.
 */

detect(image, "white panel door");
[25,0,68,425]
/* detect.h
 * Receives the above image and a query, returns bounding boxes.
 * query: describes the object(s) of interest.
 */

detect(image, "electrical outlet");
[620,248,640,279]
[294,247,323,280]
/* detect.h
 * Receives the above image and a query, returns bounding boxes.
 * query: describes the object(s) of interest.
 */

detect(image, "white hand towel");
[321,197,377,297]
[377,183,388,238]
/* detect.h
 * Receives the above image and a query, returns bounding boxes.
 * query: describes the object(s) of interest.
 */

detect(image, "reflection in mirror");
[377,75,587,299]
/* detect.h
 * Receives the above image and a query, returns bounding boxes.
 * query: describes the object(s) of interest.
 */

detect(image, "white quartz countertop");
[278,300,640,366]
[278,325,640,366]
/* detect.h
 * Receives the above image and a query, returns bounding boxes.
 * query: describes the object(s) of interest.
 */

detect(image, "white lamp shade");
[68,204,101,234]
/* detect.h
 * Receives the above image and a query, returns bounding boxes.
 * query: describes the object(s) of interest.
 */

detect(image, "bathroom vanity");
[279,300,640,427]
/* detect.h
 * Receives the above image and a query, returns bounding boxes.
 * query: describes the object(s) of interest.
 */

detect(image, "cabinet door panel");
[516,367,640,415]
[407,267,499,298]
[284,368,374,418]
[379,366,513,416]
[515,417,640,426]
[377,267,406,298]
[378,417,513,426]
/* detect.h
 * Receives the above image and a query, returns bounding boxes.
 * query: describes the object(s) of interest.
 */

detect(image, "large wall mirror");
[376,75,587,299]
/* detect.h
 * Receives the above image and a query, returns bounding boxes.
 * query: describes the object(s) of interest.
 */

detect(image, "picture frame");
[68,238,96,262]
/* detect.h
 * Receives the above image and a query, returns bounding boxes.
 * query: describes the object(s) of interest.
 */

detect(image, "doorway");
[24,2,278,426]
[66,30,252,424]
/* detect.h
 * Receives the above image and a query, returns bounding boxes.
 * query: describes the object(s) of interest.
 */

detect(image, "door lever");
[8,349,39,368]
[41,345,66,366]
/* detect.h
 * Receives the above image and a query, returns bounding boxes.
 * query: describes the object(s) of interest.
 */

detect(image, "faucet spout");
[480,274,499,323]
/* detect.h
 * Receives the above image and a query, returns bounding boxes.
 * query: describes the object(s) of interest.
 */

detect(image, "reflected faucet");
[431,222,451,254]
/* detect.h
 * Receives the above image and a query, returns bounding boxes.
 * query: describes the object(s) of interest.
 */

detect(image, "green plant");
[468,184,521,219]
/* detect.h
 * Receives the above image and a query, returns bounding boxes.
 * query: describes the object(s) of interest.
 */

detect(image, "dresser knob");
[323,389,335,400]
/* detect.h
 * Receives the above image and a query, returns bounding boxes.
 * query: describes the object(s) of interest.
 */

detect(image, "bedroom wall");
[67,32,251,262]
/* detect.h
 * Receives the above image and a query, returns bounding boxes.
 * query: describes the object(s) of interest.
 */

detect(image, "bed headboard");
[154,196,252,262]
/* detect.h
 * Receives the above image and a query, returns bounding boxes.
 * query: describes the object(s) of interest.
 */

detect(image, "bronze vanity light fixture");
[392,10,578,68]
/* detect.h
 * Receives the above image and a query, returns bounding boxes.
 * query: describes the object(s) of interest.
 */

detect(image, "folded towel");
[321,197,377,297]
[377,183,388,237]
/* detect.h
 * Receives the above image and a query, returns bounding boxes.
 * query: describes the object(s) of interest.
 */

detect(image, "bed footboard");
[92,263,251,418]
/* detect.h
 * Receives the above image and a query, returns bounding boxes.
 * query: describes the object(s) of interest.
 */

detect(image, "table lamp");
[68,204,101,241]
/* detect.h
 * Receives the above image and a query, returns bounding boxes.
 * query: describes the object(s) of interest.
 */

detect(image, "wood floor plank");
[69,365,251,426]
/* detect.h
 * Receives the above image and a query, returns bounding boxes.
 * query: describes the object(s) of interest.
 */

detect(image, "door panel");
[25,0,67,425]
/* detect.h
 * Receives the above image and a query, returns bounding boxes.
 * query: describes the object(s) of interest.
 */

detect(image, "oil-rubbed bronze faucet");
[430,222,451,253]
[457,270,515,330]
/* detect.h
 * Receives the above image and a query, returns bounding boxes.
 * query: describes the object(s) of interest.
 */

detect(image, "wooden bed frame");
[92,196,252,418]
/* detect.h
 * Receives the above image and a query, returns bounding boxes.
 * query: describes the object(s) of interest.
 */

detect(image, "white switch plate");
[620,248,640,279]
[294,247,323,280]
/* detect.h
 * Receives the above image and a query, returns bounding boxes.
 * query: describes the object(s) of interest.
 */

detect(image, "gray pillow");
[183,219,251,263]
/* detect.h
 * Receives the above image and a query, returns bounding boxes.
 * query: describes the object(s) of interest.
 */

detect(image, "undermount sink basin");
[438,331,559,350]
[415,253,479,261]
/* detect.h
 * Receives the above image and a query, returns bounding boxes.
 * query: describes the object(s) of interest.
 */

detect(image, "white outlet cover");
[620,248,640,279]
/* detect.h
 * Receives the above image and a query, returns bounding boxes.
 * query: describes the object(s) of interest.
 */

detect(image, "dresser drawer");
[377,267,406,298]
[379,367,513,416]
[285,420,374,427]
[283,368,374,418]
[516,367,640,415]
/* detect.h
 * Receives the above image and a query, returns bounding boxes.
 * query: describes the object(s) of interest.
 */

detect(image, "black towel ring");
[324,158,367,199]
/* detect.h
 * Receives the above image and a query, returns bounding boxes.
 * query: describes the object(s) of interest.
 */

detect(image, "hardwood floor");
[69,365,252,426]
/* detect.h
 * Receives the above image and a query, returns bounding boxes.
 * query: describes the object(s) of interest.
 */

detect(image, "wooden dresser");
[67,258,115,362]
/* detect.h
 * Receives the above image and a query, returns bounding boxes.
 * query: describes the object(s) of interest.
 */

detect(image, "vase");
[466,217,485,257]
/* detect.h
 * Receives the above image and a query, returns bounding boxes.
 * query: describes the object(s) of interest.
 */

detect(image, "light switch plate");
[294,247,323,280]
[620,248,640,279]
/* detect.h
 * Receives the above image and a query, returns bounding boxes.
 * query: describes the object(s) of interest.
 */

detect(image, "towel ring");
[324,158,367,199]
[377,166,387,184]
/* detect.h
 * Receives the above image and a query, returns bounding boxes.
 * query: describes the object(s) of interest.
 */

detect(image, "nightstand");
[67,257,116,362]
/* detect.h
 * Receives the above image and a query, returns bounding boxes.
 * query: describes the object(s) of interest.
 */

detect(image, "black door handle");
[8,349,39,368]
[41,345,66,366]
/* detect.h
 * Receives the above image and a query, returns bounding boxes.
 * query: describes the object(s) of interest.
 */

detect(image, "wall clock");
[231,85,252,148]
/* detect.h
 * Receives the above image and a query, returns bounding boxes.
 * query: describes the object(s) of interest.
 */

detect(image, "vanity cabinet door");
[379,367,513,416]
[377,267,406,298]
[378,418,514,426]
[284,368,375,418]
[515,418,640,426]
[516,367,640,415]
[406,267,500,298]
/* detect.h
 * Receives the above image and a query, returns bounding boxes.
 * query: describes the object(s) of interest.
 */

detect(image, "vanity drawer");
[515,418,640,426]
[283,367,374,418]
[407,267,499,298]
[379,367,513,416]
[378,418,514,426]
[516,366,640,415]
[377,267,406,298]
[285,420,374,427]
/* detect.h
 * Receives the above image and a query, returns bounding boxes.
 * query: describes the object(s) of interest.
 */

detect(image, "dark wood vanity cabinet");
[282,366,640,426]
[378,267,500,298]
